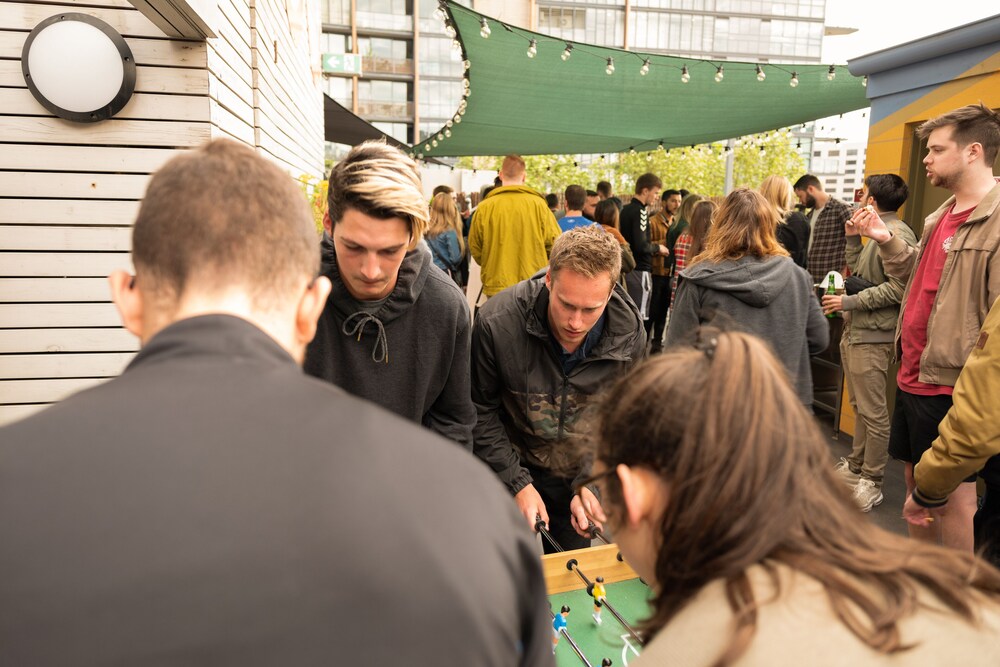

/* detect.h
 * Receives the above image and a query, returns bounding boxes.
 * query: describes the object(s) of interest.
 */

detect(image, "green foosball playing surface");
[542,543,653,667]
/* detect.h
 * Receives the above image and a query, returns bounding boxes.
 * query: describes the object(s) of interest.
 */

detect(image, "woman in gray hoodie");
[666,188,829,406]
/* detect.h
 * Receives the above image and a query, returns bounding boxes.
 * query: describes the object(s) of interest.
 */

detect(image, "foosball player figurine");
[602,659,612,666]
[591,576,607,625]
[552,605,570,654]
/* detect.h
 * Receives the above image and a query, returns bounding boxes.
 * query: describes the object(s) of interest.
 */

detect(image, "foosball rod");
[565,558,645,647]
[548,608,593,667]
[591,525,648,588]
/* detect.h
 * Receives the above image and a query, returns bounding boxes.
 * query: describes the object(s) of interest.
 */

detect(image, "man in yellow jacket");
[904,295,1000,565]
[470,155,562,297]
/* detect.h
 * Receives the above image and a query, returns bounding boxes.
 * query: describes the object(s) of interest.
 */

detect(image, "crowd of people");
[2,103,1000,665]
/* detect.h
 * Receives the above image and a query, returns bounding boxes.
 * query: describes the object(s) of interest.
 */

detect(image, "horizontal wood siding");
[2,0,323,424]
[0,1,204,424]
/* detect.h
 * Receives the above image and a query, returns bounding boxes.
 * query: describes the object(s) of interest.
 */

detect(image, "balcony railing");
[361,56,414,76]
[357,100,414,119]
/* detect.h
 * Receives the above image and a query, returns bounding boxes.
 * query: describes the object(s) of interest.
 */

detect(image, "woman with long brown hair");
[582,330,1000,665]
[759,175,810,268]
[425,192,466,285]
[669,199,716,309]
[594,198,636,282]
[665,188,827,407]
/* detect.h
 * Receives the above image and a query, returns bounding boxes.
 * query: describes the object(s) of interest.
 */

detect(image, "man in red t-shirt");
[855,103,1000,552]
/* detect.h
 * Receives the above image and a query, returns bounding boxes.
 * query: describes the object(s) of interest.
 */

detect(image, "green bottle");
[825,274,837,319]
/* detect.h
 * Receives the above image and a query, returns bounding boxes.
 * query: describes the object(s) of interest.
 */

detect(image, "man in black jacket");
[620,172,668,334]
[0,140,552,667]
[472,226,647,552]
[304,142,475,450]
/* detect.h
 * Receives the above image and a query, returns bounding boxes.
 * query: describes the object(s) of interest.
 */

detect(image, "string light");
[424,144,431,151]
[605,57,615,75]
[790,71,799,87]
[561,44,573,61]
[640,58,650,76]
[657,141,665,152]
[462,60,470,71]
[681,65,690,83]
[479,17,491,39]
[437,133,444,141]
[451,39,461,53]
[863,76,868,87]
[755,64,765,81]
[827,65,836,81]
[432,139,438,147]
[714,65,724,82]
[527,39,537,58]
[445,128,451,137]
[629,147,636,155]
[454,114,462,123]
[433,3,445,21]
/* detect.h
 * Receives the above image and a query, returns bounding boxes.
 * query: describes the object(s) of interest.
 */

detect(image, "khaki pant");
[840,336,894,485]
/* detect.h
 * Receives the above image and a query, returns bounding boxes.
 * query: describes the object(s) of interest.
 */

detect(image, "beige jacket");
[879,181,1000,387]
[635,564,1000,666]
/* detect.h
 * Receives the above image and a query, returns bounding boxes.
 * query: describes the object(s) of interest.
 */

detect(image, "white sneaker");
[834,457,861,486]
[852,478,884,512]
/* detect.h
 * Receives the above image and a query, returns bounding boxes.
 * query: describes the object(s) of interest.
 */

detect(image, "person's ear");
[616,464,662,527]
[108,270,144,338]
[966,142,983,164]
[294,275,332,346]
[544,269,552,291]
[322,211,333,235]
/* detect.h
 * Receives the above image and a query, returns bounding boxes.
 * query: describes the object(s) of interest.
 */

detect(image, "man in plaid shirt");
[794,174,854,284]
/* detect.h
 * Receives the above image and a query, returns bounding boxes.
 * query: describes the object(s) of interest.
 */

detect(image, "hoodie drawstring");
[342,311,389,364]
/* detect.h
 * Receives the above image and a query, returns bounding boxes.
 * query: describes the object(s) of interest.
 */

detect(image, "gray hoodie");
[665,255,829,406]
[304,235,475,449]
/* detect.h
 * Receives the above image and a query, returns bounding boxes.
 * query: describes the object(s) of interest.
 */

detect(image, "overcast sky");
[816,1,997,143]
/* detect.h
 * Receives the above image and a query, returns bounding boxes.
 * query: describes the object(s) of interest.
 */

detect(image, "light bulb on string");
[561,44,573,61]
[433,3,445,21]
[479,18,491,39]
[827,65,836,81]
[444,129,451,137]
[605,57,615,75]
[432,139,438,147]
[437,133,444,141]
[790,71,799,88]
[863,76,868,87]
[714,65,724,82]
[527,39,537,58]
[451,39,461,52]
[755,64,765,81]
[444,21,456,39]
[462,60,470,71]
[454,114,462,123]
[640,58,650,76]
[681,65,690,83]
[424,144,431,151]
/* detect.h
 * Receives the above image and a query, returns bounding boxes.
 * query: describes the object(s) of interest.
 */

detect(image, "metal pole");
[724,137,736,194]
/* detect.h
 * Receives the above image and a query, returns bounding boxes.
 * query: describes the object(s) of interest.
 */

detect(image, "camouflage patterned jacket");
[471,276,646,494]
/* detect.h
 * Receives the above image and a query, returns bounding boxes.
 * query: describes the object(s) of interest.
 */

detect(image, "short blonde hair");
[549,224,621,289]
[500,154,526,181]
[327,141,429,248]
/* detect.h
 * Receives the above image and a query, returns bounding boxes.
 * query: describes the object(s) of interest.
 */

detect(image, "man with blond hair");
[472,225,646,552]
[0,139,552,665]
[304,141,475,449]
[856,102,1000,552]
[470,154,562,297]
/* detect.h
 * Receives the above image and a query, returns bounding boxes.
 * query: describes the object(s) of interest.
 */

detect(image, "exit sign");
[322,53,362,75]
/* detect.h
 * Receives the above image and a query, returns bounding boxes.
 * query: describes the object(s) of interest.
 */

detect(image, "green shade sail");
[422,2,870,158]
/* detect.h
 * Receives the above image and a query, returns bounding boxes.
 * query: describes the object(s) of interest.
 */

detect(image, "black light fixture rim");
[21,12,137,123]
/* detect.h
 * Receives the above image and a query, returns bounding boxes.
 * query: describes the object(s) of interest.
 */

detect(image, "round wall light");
[21,13,136,123]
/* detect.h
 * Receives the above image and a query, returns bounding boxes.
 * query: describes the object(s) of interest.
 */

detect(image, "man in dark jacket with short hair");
[472,226,646,552]
[0,140,552,666]
[620,173,668,331]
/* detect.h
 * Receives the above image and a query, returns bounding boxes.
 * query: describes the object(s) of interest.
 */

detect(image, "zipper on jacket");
[557,374,569,441]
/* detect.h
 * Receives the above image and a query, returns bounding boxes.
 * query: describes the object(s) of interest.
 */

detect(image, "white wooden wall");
[0,0,323,426]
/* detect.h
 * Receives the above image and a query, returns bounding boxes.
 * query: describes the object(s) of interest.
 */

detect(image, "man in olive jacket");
[856,103,1000,551]
[822,174,917,512]
[470,154,562,297]
[904,297,1000,566]
[0,141,553,667]
[472,226,646,552]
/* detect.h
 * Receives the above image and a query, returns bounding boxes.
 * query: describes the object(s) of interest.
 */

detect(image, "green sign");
[322,53,362,76]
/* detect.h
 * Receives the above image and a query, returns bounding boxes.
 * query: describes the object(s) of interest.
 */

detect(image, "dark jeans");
[976,483,1000,568]
[526,463,589,554]
[648,274,672,350]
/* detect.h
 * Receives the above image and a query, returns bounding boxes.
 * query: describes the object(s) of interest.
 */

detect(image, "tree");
[454,129,805,197]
